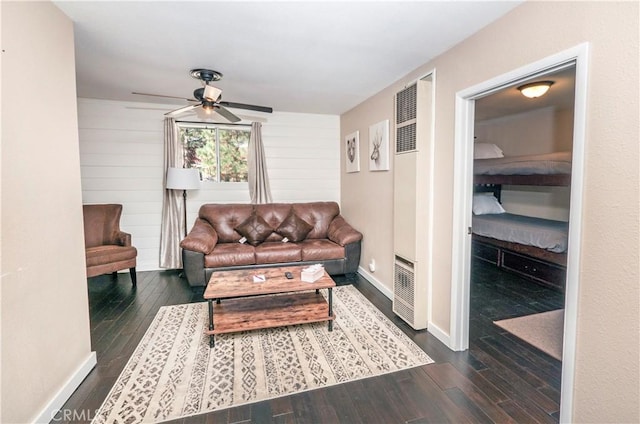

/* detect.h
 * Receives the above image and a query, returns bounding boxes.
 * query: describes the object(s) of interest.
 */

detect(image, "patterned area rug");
[92,285,433,423]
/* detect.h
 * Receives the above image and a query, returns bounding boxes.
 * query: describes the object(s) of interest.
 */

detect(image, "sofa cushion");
[255,242,302,264]
[292,202,340,239]
[85,245,137,267]
[234,213,273,246]
[254,203,292,231]
[200,204,253,243]
[299,239,345,261]
[204,243,255,268]
[275,211,313,242]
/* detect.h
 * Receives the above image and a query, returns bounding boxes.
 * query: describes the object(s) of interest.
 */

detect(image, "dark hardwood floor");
[55,260,563,423]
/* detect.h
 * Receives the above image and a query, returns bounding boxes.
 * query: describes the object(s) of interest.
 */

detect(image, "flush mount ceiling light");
[518,80,555,98]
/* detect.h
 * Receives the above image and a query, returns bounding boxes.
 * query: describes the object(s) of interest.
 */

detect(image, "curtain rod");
[175,120,252,127]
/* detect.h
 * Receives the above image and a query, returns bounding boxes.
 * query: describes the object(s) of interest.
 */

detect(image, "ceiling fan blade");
[214,105,242,123]
[132,92,198,102]
[218,101,273,114]
[235,114,268,123]
[165,104,200,117]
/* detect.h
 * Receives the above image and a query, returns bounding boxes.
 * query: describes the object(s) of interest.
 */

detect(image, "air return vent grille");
[395,83,417,154]
[396,84,417,124]
[396,122,417,153]
[393,256,416,326]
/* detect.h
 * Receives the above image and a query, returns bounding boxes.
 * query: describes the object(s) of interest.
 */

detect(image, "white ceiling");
[54,1,523,115]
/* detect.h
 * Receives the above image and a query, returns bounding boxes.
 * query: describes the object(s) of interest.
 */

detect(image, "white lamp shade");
[166,167,200,190]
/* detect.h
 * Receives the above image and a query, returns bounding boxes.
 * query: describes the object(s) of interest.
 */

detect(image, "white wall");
[1,3,94,422]
[475,106,574,156]
[78,98,340,271]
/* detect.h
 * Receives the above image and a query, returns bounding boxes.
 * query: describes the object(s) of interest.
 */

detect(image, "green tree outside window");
[180,125,249,182]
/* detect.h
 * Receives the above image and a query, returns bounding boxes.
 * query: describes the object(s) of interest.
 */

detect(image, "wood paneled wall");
[78,98,340,271]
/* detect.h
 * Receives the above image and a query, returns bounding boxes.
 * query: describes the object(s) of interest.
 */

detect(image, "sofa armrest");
[328,215,363,246]
[182,249,207,286]
[115,231,132,247]
[180,218,218,254]
[344,240,362,274]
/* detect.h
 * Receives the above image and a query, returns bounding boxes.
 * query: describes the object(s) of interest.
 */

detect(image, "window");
[179,124,250,182]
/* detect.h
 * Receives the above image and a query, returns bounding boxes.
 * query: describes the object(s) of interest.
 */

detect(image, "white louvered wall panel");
[78,98,340,271]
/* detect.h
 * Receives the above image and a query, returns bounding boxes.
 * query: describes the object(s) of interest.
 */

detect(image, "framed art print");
[369,119,389,171]
[345,131,360,173]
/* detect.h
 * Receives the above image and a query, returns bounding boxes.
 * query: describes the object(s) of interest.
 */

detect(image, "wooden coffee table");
[203,265,336,347]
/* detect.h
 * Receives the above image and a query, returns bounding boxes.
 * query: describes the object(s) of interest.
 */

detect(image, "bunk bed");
[472,151,572,291]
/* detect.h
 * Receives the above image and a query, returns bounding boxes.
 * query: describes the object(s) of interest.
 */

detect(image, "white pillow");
[473,194,506,215]
[474,143,504,159]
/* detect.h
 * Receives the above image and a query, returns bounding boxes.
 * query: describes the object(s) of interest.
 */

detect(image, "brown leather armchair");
[83,204,137,285]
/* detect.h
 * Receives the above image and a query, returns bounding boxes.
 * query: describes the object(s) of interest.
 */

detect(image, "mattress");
[472,213,569,253]
[474,151,572,176]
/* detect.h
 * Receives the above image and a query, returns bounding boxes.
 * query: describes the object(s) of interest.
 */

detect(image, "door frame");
[449,42,589,423]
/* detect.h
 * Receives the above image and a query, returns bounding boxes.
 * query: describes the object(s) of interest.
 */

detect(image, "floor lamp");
[166,167,201,237]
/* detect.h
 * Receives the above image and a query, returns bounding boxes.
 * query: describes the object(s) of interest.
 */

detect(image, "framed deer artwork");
[369,119,389,171]
[345,131,360,173]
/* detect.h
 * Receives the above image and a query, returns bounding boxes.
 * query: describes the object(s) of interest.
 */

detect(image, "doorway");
[470,62,575,346]
[449,43,589,422]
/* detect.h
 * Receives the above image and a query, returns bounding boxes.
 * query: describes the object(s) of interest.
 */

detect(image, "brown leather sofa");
[83,204,137,285]
[180,202,362,287]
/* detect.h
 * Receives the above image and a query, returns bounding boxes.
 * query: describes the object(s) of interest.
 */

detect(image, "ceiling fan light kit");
[203,85,222,102]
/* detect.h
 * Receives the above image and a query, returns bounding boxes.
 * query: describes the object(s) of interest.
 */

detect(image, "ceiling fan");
[132,68,273,122]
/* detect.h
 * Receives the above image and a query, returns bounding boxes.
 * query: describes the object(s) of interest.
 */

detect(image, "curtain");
[248,122,273,204]
[159,117,184,268]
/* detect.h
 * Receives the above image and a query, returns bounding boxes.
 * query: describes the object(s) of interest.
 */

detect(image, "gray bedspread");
[472,213,569,253]
[474,151,572,175]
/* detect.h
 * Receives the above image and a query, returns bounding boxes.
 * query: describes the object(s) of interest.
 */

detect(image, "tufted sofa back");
[197,202,341,243]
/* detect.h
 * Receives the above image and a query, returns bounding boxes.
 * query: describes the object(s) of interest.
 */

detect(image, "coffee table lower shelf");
[206,290,334,347]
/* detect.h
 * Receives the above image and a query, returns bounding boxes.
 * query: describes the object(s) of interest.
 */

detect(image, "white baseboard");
[34,351,97,424]
[427,321,452,348]
[357,267,453,349]
[357,266,393,299]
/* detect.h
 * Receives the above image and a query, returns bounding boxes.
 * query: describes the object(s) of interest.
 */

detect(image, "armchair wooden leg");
[129,267,137,286]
